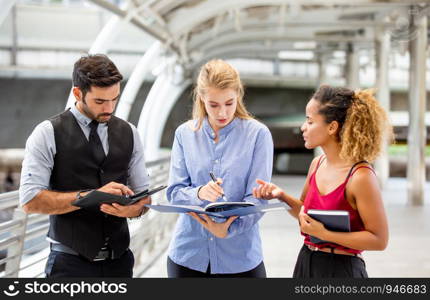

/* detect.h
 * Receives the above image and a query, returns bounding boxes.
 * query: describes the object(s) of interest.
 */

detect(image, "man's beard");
[82,99,112,123]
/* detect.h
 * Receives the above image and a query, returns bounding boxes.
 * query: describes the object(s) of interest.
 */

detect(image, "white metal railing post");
[4,208,28,277]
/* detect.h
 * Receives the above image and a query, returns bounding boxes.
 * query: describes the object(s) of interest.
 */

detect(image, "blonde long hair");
[313,85,393,163]
[191,59,253,130]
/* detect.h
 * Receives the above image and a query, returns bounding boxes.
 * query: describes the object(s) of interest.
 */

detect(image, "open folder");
[145,201,289,218]
[72,185,167,211]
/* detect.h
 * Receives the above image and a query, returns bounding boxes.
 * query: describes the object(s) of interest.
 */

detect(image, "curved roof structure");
[87,0,427,72]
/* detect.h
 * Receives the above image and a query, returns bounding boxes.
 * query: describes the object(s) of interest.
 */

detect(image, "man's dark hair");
[72,54,123,98]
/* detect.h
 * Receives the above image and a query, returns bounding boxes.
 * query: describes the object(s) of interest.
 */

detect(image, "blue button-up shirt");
[167,117,273,274]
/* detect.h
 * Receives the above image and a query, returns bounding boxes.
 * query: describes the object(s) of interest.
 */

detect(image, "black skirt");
[293,244,368,278]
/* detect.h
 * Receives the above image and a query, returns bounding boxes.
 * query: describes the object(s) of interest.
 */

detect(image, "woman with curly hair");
[253,85,392,278]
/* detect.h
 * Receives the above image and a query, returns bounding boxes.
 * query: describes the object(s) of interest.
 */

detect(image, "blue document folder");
[145,201,288,218]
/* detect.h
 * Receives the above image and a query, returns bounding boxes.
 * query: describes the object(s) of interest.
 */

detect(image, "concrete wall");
[0,78,152,148]
[0,78,70,148]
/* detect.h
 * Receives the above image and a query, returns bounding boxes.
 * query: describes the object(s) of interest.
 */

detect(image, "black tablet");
[126,185,167,205]
[72,185,168,209]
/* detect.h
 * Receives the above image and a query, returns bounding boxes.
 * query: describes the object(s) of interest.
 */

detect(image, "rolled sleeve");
[19,121,56,206]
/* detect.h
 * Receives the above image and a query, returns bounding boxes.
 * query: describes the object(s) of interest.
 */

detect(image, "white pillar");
[145,78,190,160]
[314,53,329,158]
[137,67,190,161]
[115,41,161,120]
[0,0,16,27]
[317,53,329,87]
[65,15,124,108]
[345,42,360,90]
[374,28,391,188]
[407,12,427,206]
[137,72,168,152]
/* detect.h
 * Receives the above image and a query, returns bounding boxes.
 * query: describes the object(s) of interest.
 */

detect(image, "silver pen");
[209,172,227,201]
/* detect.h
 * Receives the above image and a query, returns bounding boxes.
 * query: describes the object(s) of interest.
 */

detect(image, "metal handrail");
[22,242,49,256]
[0,219,23,234]
[0,191,19,210]
[27,214,48,224]
[0,236,19,251]
[24,223,50,241]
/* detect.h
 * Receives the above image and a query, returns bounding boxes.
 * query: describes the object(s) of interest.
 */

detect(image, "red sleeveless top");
[303,156,374,254]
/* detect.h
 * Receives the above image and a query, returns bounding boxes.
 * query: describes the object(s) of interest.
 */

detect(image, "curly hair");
[312,85,393,163]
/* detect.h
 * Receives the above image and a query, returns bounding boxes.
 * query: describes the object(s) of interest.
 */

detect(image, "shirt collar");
[70,103,107,128]
[203,116,239,139]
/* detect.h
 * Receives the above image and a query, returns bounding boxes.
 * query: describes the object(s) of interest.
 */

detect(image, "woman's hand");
[197,178,224,202]
[298,206,326,239]
[188,212,238,238]
[252,179,284,200]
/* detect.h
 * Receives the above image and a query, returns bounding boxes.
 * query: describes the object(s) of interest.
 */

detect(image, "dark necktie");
[89,120,106,166]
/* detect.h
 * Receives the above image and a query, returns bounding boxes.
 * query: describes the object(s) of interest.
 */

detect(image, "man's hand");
[98,181,134,196]
[188,212,238,238]
[100,196,151,218]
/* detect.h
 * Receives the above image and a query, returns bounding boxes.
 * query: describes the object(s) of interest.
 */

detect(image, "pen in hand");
[209,172,227,202]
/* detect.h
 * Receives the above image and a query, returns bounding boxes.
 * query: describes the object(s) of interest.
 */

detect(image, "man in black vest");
[19,54,151,277]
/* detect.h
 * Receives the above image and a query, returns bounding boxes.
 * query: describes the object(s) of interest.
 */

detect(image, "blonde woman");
[166,59,274,277]
[254,85,391,278]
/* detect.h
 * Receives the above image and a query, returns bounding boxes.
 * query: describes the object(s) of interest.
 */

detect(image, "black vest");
[48,109,134,260]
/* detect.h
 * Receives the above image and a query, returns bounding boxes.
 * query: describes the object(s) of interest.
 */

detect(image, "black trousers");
[167,256,267,278]
[293,244,368,278]
[45,249,134,278]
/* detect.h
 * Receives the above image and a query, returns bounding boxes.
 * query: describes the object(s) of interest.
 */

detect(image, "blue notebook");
[307,209,351,244]
[145,201,288,218]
